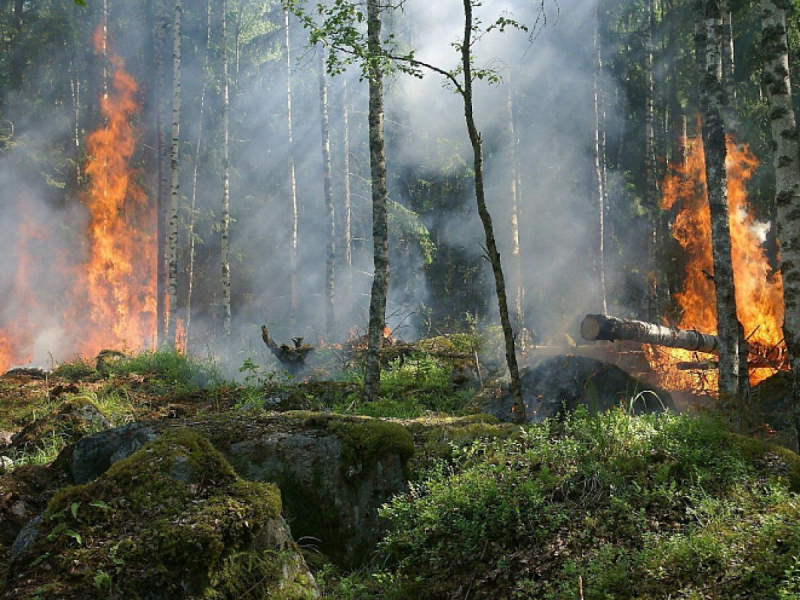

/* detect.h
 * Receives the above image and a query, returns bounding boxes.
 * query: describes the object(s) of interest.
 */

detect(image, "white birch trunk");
[761,0,800,449]
[318,47,336,341]
[221,0,232,339]
[284,9,299,329]
[166,0,182,346]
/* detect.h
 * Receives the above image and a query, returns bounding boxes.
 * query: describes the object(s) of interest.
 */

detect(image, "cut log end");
[580,315,603,341]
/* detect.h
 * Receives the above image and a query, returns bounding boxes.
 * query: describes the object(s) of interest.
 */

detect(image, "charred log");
[581,314,719,354]
[261,325,314,375]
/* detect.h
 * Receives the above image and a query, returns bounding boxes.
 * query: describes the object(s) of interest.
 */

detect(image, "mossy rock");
[5,430,318,599]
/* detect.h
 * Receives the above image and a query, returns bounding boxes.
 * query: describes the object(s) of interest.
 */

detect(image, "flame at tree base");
[645,133,788,394]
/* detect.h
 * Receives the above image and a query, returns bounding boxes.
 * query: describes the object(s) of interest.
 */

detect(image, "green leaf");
[65,530,83,546]
[70,502,81,520]
[89,500,112,511]
[74,0,87,5]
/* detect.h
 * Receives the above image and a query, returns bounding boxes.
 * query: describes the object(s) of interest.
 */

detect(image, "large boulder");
[67,412,414,569]
[478,356,674,423]
[5,430,318,599]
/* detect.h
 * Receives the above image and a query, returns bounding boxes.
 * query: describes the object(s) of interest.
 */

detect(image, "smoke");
[0,0,641,372]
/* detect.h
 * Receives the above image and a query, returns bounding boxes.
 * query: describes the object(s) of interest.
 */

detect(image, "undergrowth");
[325,408,800,599]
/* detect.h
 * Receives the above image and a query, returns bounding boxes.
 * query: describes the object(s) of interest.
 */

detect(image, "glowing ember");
[646,132,787,393]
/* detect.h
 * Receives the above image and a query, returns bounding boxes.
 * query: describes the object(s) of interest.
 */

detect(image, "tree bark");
[186,0,212,343]
[506,71,525,343]
[343,79,353,303]
[362,0,391,404]
[761,0,800,450]
[318,47,336,341]
[695,0,749,398]
[154,0,169,346]
[461,0,525,423]
[594,1,608,315]
[221,0,232,339]
[645,0,658,318]
[166,0,182,347]
[721,0,737,130]
[284,9,299,329]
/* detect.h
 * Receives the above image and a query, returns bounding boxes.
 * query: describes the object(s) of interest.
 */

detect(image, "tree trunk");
[721,0,737,129]
[594,1,608,315]
[318,47,336,341]
[581,314,720,353]
[461,0,525,423]
[506,72,525,344]
[284,9,299,329]
[695,0,748,399]
[155,0,169,346]
[9,0,24,90]
[362,0,390,404]
[343,79,353,303]
[186,0,212,343]
[761,0,800,450]
[221,0,232,339]
[645,0,658,318]
[166,0,182,346]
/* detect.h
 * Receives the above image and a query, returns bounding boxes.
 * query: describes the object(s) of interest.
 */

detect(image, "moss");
[6,429,303,599]
[283,412,415,476]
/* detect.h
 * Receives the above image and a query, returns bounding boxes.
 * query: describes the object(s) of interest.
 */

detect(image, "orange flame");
[646,132,787,392]
[0,29,156,374]
[68,30,157,358]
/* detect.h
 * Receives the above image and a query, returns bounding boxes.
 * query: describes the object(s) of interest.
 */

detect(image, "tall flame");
[0,28,155,373]
[646,132,787,392]
[68,30,157,357]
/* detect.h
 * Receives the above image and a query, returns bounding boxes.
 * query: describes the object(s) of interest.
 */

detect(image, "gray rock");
[71,422,158,484]
[0,456,13,472]
[227,423,408,569]
[0,431,14,449]
[9,513,43,563]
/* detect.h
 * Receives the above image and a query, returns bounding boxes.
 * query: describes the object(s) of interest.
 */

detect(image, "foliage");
[378,409,800,598]
[101,348,221,393]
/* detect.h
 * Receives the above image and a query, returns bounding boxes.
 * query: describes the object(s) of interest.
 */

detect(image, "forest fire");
[645,134,787,393]
[0,30,155,373]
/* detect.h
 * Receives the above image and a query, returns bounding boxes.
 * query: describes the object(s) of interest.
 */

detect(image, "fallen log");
[581,314,719,354]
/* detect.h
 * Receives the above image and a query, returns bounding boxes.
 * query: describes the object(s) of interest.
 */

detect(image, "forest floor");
[0,342,799,598]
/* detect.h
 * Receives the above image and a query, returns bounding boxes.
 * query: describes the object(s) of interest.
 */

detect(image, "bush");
[379,409,800,599]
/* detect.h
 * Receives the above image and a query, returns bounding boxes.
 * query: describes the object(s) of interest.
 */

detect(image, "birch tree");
[318,47,336,341]
[166,0,182,346]
[221,0,232,339]
[284,9,299,329]
[761,0,800,448]
[645,0,658,317]
[185,0,212,342]
[694,0,749,400]
[342,79,353,303]
[505,72,525,342]
[594,0,608,315]
[155,0,169,344]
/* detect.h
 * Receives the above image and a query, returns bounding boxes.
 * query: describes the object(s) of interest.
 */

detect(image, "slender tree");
[645,0,658,317]
[695,0,749,400]
[284,8,299,329]
[155,0,169,345]
[342,79,353,303]
[362,0,390,403]
[506,72,525,342]
[594,0,608,315]
[721,0,736,129]
[185,0,212,342]
[166,0,182,346]
[221,0,232,339]
[318,47,336,341]
[761,0,800,449]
